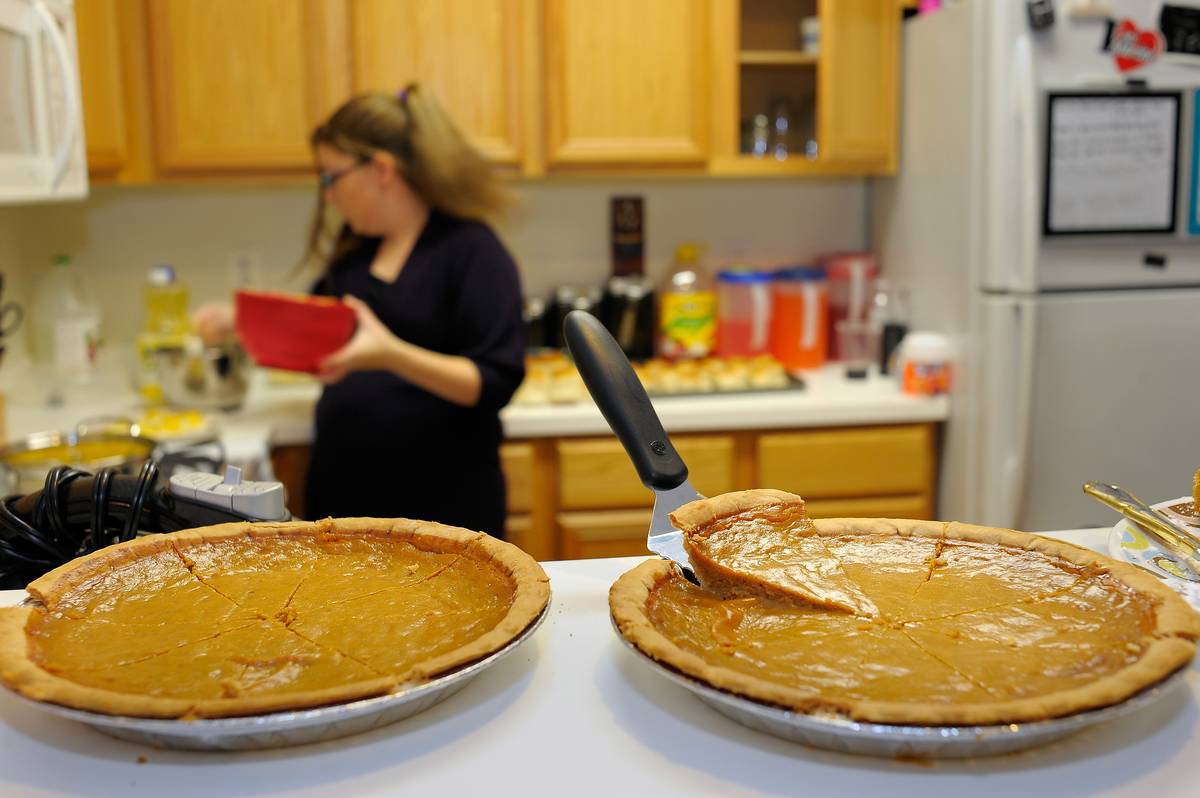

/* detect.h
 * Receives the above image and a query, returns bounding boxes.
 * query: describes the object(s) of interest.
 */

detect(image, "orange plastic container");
[769,266,828,370]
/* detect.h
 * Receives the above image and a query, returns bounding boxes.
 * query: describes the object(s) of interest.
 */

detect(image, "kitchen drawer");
[500,442,534,513]
[558,509,652,559]
[757,425,933,499]
[804,494,932,520]
[558,435,735,510]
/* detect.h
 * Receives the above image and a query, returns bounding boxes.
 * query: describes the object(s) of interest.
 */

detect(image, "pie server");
[1084,481,1200,578]
[563,310,701,584]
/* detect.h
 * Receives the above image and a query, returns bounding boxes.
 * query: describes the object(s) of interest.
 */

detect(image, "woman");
[199,85,525,537]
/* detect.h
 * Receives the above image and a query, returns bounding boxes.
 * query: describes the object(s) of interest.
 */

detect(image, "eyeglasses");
[318,160,368,189]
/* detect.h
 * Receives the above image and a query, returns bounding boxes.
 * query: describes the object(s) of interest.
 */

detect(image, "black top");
[305,211,525,537]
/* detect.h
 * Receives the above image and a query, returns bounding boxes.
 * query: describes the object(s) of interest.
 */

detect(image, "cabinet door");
[146,0,344,172]
[75,0,127,176]
[544,0,709,167]
[350,0,526,167]
[805,494,932,520]
[757,425,934,498]
[817,0,898,166]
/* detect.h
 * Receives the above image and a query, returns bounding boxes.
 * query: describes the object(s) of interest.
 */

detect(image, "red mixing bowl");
[235,290,356,373]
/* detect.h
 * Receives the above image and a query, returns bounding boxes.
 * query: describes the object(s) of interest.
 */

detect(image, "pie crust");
[611,490,1200,726]
[0,518,550,719]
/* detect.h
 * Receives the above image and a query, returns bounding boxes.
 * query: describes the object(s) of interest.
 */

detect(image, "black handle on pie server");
[562,310,688,490]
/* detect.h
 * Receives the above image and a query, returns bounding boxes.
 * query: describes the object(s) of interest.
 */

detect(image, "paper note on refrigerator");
[1045,94,1179,235]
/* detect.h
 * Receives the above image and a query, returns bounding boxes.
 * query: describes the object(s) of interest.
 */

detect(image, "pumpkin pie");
[611,490,1200,726]
[0,518,550,719]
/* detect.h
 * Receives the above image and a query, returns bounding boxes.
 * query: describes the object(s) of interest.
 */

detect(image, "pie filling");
[616,491,1200,724]
[647,554,1154,707]
[4,524,547,716]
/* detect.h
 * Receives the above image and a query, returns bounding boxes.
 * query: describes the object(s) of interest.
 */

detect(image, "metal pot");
[155,341,250,411]
[0,422,158,496]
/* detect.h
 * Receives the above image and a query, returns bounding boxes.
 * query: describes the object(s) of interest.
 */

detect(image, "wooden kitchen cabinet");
[145,0,348,173]
[542,422,937,560]
[557,435,735,509]
[74,0,157,182]
[709,0,900,175]
[74,0,900,179]
[349,0,533,170]
[75,0,127,176]
[266,423,936,561]
[542,0,710,169]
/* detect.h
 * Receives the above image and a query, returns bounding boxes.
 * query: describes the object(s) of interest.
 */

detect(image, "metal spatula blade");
[649,481,704,585]
[563,310,701,585]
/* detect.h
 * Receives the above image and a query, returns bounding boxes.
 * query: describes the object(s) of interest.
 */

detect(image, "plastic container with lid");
[657,243,716,359]
[823,253,878,359]
[898,332,952,395]
[715,268,772,357]
[769,265,827,370]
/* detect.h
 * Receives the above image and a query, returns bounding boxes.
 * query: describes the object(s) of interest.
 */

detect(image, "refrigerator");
[872,0,1200,531]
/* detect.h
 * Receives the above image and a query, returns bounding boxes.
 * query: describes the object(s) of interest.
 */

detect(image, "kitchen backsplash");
[0,178,866,353]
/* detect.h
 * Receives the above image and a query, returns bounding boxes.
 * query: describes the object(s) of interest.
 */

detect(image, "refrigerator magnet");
[1103,18,1165,72]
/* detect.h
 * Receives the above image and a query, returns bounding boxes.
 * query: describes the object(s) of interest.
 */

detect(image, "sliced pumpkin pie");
[0,518,549,719]
[613,490,1200,726]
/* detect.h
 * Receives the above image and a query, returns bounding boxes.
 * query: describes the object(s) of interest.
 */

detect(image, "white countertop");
[1,358,948,463]
[0,528,1197,798]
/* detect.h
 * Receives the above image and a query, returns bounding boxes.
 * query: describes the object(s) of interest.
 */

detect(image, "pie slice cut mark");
[901,573,1161,701]
[289,556,516,677]
[682,506,878,616]
[55,620,380,702]
[896,539,1085,624]
[822,533,943,621]
[646,576,988,706]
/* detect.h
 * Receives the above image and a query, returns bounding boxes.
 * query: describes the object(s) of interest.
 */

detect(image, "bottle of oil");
[657,243,716,359]
[136,264,191,403]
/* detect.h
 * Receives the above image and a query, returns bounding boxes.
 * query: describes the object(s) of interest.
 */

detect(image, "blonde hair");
[305,84,512,268]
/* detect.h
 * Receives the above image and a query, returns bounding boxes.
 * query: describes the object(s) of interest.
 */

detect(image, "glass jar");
[715,269,772,357]
[769,265,828,370]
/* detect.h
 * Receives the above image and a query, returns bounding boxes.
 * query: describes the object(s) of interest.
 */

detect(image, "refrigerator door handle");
[1012,34,1039,293]
[1001,300,1037,526]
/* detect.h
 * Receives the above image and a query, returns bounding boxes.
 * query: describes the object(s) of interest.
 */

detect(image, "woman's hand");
[316,295,399,384]
[192,303,236,345]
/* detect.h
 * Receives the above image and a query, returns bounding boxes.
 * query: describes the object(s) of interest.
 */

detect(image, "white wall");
[4,178,868,347]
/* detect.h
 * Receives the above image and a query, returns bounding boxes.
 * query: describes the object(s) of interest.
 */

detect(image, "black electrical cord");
[122,461,158,543]
[0,464,279,589]
[0,464,155,588]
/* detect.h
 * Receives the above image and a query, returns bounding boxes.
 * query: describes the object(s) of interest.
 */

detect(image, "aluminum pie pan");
[613,615,1189,759]
[8,600,550,751]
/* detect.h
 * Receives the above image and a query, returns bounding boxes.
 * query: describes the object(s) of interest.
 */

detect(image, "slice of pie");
[0,518,550,719]
[612,490,1200,726]
[676,489,877,615]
